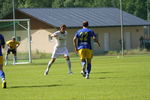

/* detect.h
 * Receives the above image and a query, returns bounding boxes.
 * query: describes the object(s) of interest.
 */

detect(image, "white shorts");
[51,47,69,58]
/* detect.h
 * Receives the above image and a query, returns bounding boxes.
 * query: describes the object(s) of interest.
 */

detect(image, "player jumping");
[44,24,73,75]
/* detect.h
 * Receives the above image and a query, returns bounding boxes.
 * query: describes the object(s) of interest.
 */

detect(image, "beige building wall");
[31,29,57,53]
[91,26,144,52]
[0,26,144,54]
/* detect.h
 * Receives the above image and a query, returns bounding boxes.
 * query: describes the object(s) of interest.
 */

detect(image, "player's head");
[12,36,16,41]
[82,21,89,27]
[60,24,67,32]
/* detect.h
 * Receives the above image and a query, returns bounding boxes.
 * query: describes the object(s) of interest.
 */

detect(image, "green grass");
[0,55,150,100]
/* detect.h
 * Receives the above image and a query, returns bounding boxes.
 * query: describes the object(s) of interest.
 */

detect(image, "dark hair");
[83,21,89,27]
[60,24,67,28]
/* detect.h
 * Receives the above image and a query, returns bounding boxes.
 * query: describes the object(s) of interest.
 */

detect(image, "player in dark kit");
[0,34,6,88]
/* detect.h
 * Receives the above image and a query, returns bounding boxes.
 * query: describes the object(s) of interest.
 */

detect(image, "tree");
[0,0,149,20]
[123,0,136,14]
[64,0,75,7]
[52,0,65,8]
[134,0,147,20]
[0,0,12,18]
[73,0,94,7]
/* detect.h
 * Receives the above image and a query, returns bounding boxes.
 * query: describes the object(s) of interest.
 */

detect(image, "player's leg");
[44,47,60,75]
[44,48,58,76]
[0,56,6,88]
[65,56,72,74]
[64,48,72,74]
[5,49,10,65]
[85,58,92,79]
[81,59,86,73]
[85,49,93,79]
[13,49,17,65]
[78,49,86,77]
[44,58,56,75]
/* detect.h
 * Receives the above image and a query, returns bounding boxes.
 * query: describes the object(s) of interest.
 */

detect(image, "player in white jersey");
[44,24,73,75]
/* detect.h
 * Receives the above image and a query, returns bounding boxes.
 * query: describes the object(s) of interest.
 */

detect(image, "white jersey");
[53,31,67,48]
[51,31,69,58]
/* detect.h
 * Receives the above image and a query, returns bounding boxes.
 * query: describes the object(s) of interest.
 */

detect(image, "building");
[1,7,150,54]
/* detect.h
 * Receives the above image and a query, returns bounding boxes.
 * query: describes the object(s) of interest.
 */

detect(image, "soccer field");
[0,55,150,100]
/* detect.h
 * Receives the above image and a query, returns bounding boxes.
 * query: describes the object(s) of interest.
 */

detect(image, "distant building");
[1,7,150,53]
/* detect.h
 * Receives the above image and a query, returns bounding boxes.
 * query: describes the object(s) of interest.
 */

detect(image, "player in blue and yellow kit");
[73,21,100,79]
[0,34,6,88]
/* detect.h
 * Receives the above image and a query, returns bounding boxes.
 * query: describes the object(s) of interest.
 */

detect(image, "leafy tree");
[0,0,149,20]
[93,0,114,7]
[147,0,150,21]
[52,0,65,8]
[123,0,136,14]
[73,0,94,7]
[134,0,147,20]
[64,0,75,7]
[0,0,12,18]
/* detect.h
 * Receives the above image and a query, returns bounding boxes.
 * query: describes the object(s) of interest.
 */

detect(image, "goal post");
[0,19,32,64]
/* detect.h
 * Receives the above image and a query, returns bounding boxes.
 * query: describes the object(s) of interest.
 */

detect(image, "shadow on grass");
[92,71,121,79]
[93,71,116,74]
[9,84,63,89]
[97,77,120,79]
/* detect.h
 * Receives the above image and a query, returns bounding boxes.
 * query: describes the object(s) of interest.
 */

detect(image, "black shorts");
[7,48,16,54]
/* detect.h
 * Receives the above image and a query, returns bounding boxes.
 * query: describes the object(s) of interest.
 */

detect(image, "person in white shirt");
[44,24,73,75]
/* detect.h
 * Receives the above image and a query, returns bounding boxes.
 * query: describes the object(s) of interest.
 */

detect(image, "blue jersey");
[75,28,96,50]
[0,34,5,56]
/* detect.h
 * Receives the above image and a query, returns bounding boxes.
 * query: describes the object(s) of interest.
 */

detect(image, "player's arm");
[73,36,78,53]
[48,32,59,41]
[91,31,100,47]
[6,41,11,48]
[1,42,5,49]
[51,34,58,37]
[93,36,100,46]
[93,36,100,47]
[16,42,20,48]
[51,31,59,37]
[1,35,5,49]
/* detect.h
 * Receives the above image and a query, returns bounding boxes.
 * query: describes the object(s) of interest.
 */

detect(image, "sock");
[5,55,8,64]
[86,63,91,75]
[66,59,72,73]
[14,56,17,63]
[0,70,5,82]
[81,60,86,72]
[47,61,53,71]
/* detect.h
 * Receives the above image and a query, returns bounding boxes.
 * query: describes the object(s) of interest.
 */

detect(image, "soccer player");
[0,34,6,88]
[44,24,72,75]
[5,36,20,65]
[73,21,100,79]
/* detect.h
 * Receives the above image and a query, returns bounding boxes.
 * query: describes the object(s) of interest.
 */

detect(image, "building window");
[17,36,21,41]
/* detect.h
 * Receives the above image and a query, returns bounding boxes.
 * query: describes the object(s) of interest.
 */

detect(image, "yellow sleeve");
[6,40,11,45]
[16,41,20,45]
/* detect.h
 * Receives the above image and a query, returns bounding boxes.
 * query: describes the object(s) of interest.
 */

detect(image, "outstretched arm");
[51,33,58,37]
